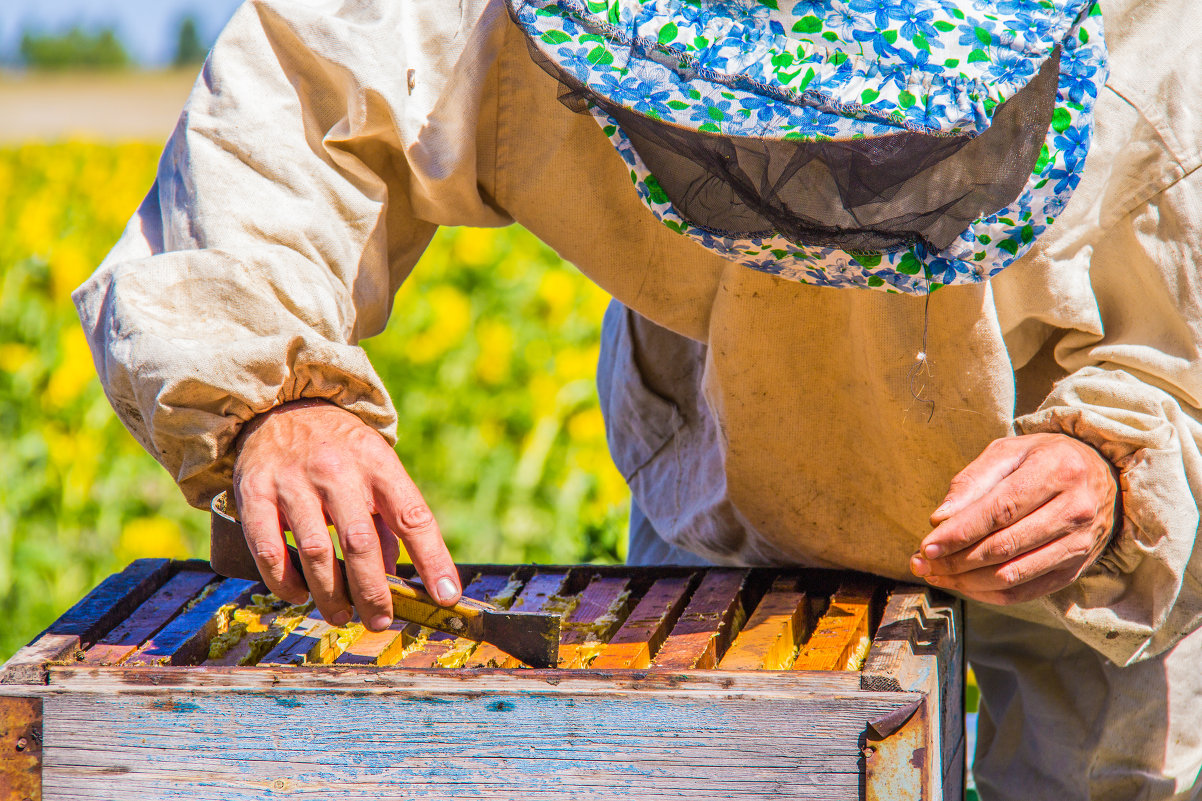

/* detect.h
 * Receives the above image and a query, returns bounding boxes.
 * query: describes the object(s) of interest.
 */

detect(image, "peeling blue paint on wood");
[126,578,258,666]
[40,688,921,800]
[149,699,200,713]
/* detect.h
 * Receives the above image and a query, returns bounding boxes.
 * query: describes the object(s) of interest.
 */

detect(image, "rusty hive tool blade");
[209,492,560,669]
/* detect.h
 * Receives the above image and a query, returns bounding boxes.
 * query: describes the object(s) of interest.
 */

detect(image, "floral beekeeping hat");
[507,0,1107,294]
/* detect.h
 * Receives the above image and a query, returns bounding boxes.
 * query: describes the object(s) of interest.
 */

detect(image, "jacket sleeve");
[73,0,511,508]
[993,74,1202,664]
[987,0,1202,664]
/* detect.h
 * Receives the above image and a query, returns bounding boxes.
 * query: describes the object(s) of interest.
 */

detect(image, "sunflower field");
[0,141,628,660]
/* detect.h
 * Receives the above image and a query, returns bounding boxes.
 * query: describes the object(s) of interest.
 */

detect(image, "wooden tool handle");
[385,575,487,641]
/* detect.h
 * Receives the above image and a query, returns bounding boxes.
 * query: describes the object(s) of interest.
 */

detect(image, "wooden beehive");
[1,559,962,801]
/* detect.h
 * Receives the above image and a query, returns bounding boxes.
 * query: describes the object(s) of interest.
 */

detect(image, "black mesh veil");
[519,30,1061,254]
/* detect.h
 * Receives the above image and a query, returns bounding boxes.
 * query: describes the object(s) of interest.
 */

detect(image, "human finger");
[930,438,1029,526]
[235,485,308,604]
[279,491,351,626]
[928,564,1082,606]
[323,492,394,632]
[372,470,460,606]
[375,515,401,576]
[924,530,1096,595]
[920,462,1057,560]
[913,496,1079,577]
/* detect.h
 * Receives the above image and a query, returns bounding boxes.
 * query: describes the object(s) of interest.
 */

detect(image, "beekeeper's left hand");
[909,433,1119,605]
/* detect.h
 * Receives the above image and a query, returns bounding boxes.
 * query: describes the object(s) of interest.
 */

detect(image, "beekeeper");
[74,1,1202,798]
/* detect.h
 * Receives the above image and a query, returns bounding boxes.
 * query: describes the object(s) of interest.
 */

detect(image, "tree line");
[15,17,209,70]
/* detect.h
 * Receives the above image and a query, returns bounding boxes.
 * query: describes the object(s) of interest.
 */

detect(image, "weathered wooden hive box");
[2,558,962,801]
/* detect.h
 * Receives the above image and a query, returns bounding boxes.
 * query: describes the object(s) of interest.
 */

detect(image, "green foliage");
[0,142,627,661]
[366,228,629,567]
[173,17,208,67]
[19,27,130,71]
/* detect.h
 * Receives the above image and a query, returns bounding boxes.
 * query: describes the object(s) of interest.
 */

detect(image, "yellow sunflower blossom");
[407,285,472,363]
[49,239,93,300]
[529,373,560,419]
[14,191,59,258]
[474,318,515,385]
[45,327,97,408]
[582,282,612,322]
[567,407,606,444]
[554,344,600,383]
[118,517,188,562]
[0,343,34,374]
[537,270,578,326]
[452,227,498,268]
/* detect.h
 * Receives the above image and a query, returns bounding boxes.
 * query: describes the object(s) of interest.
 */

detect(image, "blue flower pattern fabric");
[510,0,1108,294]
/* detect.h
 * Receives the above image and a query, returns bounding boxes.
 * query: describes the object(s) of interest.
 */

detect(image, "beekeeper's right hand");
[233,399,462,632]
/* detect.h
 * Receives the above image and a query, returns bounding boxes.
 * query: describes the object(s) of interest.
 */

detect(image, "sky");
[0,0,243,66]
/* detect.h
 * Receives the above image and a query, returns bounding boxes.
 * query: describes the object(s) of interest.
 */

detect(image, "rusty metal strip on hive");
[865,697,929,801]
[0,695,42,801]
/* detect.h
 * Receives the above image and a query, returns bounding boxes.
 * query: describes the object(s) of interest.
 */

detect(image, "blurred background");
[0,0,628,661]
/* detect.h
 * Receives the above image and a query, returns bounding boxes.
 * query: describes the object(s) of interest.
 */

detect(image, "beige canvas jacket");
[75,0,1202,667]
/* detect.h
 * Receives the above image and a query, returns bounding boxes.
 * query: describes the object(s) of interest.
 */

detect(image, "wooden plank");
[590,575,693,669]
[557,575,632,668]
[257,613,342,667]
[124,579,259,666]
[861,586,962,801]
[81,570,216,666]
[251,604,373,667]
[793,582,874,672]
[943,729,966,801]
[718,578,808,670]
[653,570,748,669]
[464,572,571,668]
[393,629,456,668]
[203,598,312,667]
[1,558,172,684]
[335,620,412,667]
[308,623,365,665]
[34,686,922,800]
[44,663,863,695]
[388,572,522,668]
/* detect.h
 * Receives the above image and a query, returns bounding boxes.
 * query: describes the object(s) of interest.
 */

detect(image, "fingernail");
[911,557,931,577]
[369,614,392,632]
[435,577,459,605]
[331,610,352,627]
[934,503,950,517]
[924,543,944,559]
